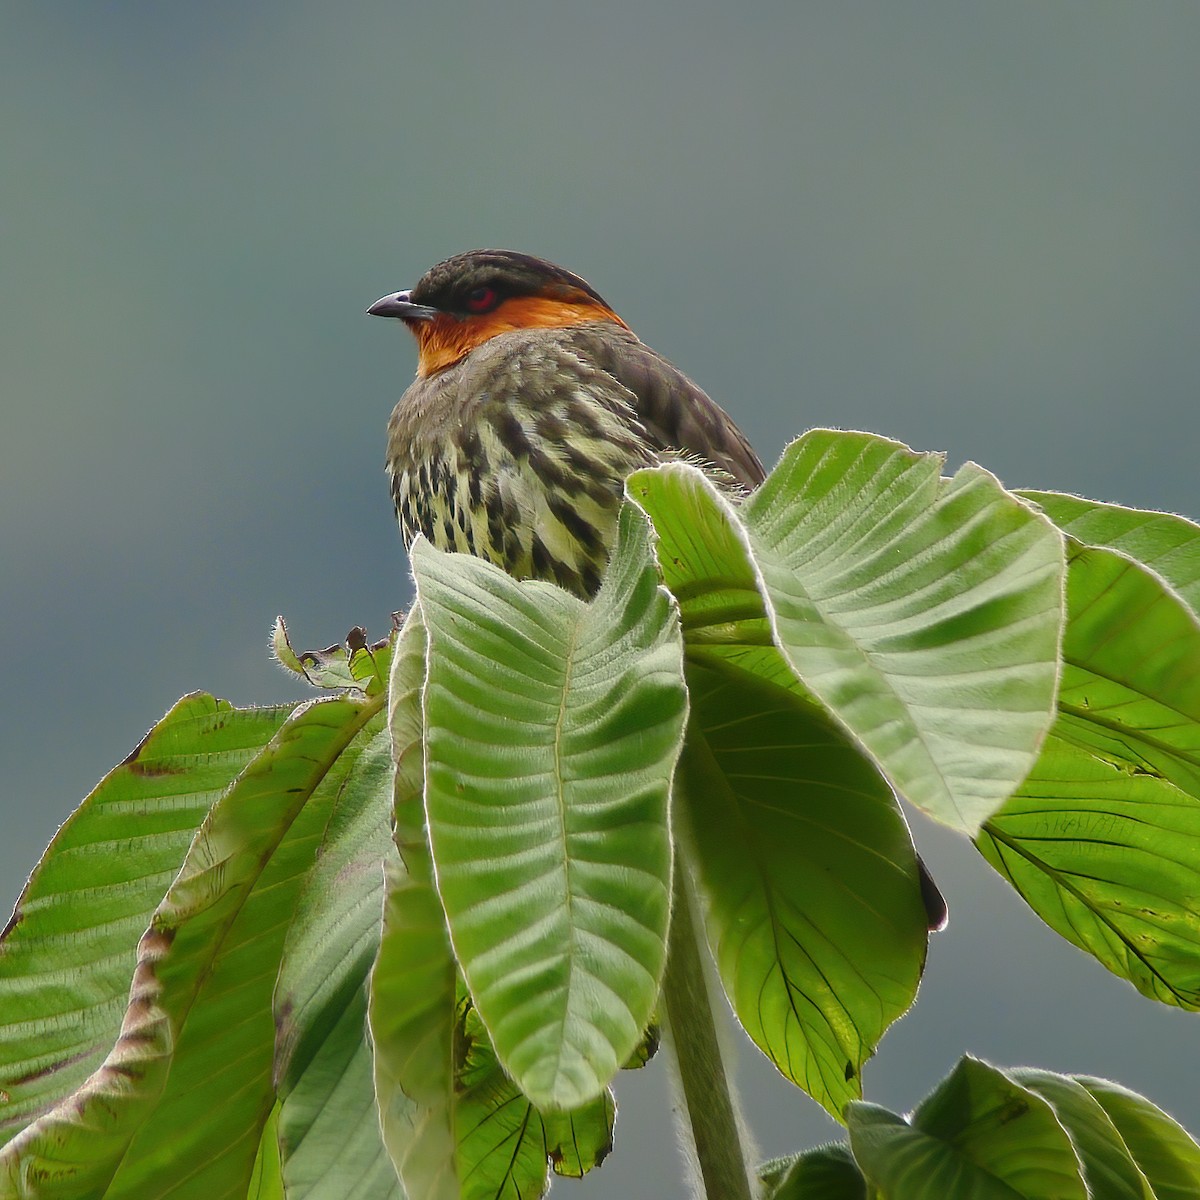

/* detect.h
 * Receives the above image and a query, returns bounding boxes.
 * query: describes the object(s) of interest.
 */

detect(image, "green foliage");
[677,662,927,1117]
[412,505,684,1111]
[0,696,295,1148]
[2,430,1199,1198]
[1,692,389,1198]
[977,503,1200,1007]
[741,434,1064,834]
[761,1056,1200,1200]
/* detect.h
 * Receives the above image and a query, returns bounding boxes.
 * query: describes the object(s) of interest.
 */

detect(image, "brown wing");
[564,324,766,489]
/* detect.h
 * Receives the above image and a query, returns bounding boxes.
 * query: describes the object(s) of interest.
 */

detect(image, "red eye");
[465,286,498,313]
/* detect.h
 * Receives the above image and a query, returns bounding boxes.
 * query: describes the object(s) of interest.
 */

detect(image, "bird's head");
[368,250,629,376]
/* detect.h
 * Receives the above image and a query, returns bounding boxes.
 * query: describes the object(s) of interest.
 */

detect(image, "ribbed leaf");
[372,608,458,1200]
[0,694,381,1198]
[1009,1069,1150,1200]
[978,544,1200,1006]
[372,608,617,1199]
[1077,1075,1200,1200]
[848,1057,1086,1199]
[111,698,386,1200]
[0,696,293,1149]
[624,462,767,651]
[372,856,457,1200]
[629,464,931,1116]
[375,935,617,1200]
[1055,545,1200,797]
[412,504,685,1110]
[271,709,399,1199]
[774,1063,1199,1198]
[1020,491,1200,612]
[678,662,927,1120]
[273,988,402,1200]
[743,431,1064,833]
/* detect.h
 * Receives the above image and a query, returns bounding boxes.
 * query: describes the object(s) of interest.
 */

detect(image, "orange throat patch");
[414,294,630,376]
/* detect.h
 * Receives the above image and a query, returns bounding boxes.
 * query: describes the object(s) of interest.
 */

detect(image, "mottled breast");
[386,327,660,596]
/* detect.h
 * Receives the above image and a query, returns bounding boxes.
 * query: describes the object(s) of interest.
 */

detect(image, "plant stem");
[661,865,755,1200]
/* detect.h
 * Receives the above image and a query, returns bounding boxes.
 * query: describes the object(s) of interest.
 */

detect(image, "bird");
[369,249,946,931]
[369,249,761,599]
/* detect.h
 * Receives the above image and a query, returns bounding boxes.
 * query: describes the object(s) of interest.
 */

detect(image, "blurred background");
[3,3,1198,1194]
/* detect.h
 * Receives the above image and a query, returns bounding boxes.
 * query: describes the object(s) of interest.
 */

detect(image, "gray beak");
[367,290,440,322]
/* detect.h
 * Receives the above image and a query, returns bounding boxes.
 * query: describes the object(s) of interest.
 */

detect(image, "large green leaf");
[272,723,394,1086]
[0,693,381,1199]
[371,608,457,1200]
[372,855,458,1200]
[372,609,616,1200]
[848,1057,1086,1199]
[108,697,387,1200]
[1055,544,1200,798]
[1009,1069,1150,1200]
[271,706,399,1199]
[678,661,927,1120]
[411,503,686,1110]
[829,1060,1200,1198]
[742,431,1065,833]
[0,695,294,1148]
[978,543,1200,1006]
[1020,491,1200,612]
[1077,1075,1200,1200]
[374,872,616,1200]
[272,987,402,1200]
[625,461,767,651]
[628,463,932,1116]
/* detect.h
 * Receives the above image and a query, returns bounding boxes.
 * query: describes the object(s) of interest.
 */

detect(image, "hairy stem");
[661,864,755,1200]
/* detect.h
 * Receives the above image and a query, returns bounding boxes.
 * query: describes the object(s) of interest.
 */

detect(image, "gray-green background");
[4,4,1198,1194]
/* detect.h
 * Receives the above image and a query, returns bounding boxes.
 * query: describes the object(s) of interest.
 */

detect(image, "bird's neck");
[415,296,629,376]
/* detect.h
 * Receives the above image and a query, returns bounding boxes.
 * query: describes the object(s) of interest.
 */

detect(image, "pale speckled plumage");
[387,323,761,596]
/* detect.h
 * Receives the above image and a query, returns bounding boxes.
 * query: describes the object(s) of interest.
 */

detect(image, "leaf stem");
[661,863,755,1200]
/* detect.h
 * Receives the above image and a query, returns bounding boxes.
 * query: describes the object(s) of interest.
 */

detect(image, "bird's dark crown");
[410,250,611,315]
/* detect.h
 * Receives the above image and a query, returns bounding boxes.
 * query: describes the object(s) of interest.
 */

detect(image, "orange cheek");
[415,295,628,376]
